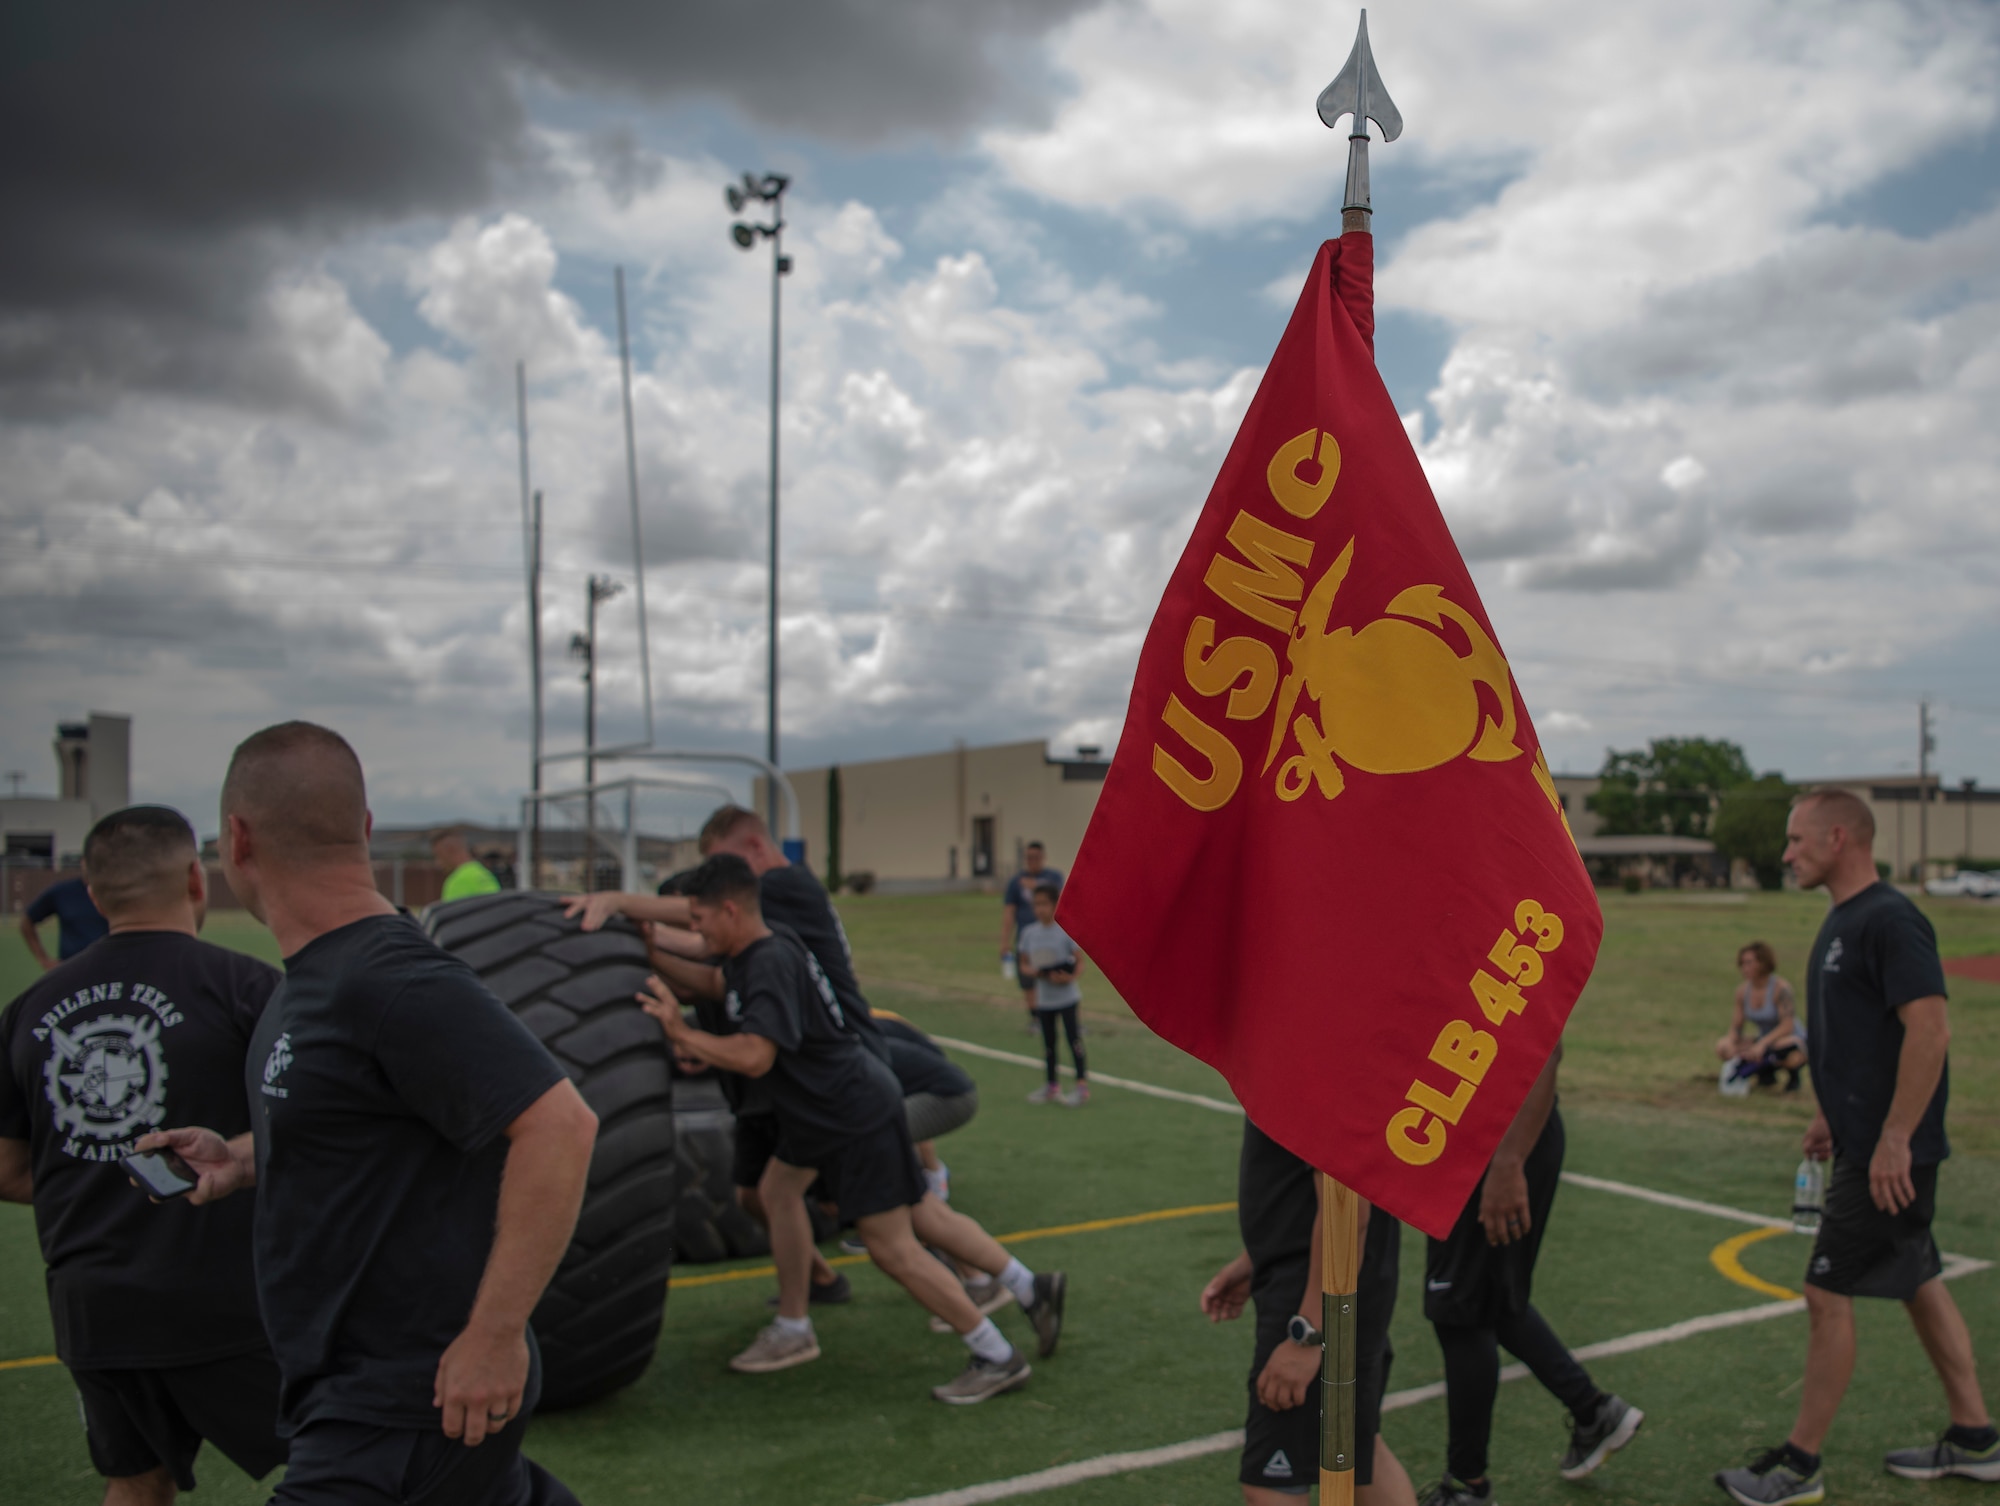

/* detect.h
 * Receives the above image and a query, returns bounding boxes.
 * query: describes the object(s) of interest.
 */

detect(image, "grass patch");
[2,890,1995,1503]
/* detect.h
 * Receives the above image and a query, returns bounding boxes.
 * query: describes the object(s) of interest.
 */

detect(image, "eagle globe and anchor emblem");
[43,1015,171,1151]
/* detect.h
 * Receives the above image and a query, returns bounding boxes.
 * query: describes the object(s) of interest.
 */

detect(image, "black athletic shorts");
[807,1113,929,1223]
[733,1111,783,1189]
[1424,1108,1564,1329]
[1241,1211,1400,1492]
[273,1347,576,1506]
[73,1347,286,1489]
[1805,1156,1943,1300]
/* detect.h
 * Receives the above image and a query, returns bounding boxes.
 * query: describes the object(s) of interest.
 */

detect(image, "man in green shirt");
[431,828,502,901]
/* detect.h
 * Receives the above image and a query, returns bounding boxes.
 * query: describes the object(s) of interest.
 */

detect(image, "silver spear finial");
[1317,10,1402,220]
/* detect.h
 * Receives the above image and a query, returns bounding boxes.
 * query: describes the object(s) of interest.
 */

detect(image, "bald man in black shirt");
[1,806,284,1506]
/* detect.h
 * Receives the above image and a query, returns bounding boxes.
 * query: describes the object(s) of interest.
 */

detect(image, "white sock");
[999,1257,1037,1308]
[963,1316,1013,1363]
[772,1313,813,1337]
[925,1162,950,1201]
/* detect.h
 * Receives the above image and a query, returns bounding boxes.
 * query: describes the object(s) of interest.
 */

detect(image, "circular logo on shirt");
[42,1014,171,1145]
[261,1031,293,1097]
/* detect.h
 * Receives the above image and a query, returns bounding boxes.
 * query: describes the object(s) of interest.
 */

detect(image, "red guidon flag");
[1059,233,1601,1239]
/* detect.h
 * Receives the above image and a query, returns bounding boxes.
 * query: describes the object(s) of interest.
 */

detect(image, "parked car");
[1924,869,2000,898]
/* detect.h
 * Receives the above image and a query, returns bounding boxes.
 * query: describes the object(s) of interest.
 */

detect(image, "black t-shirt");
[1239,1118,1318,1305]
[246,914,565,1433]
[757,864,888,1061]
[27,877,110,959]
[0,930,278,1367]
[720,928,900,1164]
[876,1016,975,1098]
[1806,883,1950,1165]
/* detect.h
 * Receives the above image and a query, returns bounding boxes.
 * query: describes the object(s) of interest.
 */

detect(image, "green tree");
[1587,737,1755,838]
[1711,774,1797,889]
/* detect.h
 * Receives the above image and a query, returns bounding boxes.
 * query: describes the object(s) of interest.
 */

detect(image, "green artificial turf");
[2,891,1995,1504]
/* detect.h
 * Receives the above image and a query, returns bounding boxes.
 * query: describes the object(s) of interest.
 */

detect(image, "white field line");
[884,1253,1993,1506]
[895,1040,1993,1506]
[928,1035,1244,1115]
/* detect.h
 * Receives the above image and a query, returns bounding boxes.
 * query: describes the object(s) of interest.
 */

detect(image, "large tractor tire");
[666,1072,775,1264]
[423,893,675,1410]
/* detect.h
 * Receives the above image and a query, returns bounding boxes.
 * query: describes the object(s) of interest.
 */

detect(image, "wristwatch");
[1286,1313,1323,1347]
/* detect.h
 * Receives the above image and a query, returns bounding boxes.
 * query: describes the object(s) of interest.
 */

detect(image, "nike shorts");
[1805,1156,1943,1300]
[1241,1210,1400,1491]
[1423,1109,1564,1328]
[73,1348,287,1489]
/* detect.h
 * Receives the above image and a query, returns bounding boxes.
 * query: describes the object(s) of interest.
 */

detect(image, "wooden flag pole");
[1313,18,1397,1497]
[1318,1173,1363,1502]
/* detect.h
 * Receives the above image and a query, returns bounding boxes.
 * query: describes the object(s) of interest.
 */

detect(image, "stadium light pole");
[727,171,793,828]
[572,574,623,890]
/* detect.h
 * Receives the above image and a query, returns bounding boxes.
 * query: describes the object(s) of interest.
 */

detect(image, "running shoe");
[1022,1270,1067,1357]
[928,1272,1016,1332]
[931,1350,1031,1404]
[1418,1476,1492,1506]
[1884,1432,2000,1481]
[1560,1393,1643,1479]
[1715,1446,1825,1506]
[839,1234,868,1255]
[1058,1082,1090,1107]
[728,1322,820,1374]
[765,1271,852,1308]
[1026,1083,1060,1104]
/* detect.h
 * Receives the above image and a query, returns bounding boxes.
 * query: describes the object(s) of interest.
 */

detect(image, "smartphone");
[121,1149,200,1200]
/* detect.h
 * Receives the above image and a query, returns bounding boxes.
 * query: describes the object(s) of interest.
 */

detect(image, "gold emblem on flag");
[1262,537,1523,803]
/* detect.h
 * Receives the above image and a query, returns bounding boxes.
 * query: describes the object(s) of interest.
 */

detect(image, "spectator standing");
[1000,842,1062,1028]
[0,807,285,1505]
[644,855,1067,1402]
[21,873,109,969]
[1016,884,1089,1106]
[1201,1119,1414,1505]
[1715,941,1805,1092]
[142,723,596,1505]
[1421,1047,1642,1505]
[431,828,502,902]
[1715,791,1995,1503]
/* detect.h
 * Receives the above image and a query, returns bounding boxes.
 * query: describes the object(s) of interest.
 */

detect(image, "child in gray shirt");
[1017,884,1088,1106]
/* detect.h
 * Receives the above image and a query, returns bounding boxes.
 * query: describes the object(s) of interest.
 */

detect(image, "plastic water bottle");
[1001,950,1017,982]
[1792,1158,1826,1235]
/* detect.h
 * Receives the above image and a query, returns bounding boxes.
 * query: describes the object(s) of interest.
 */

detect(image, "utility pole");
[517,363,543,889]
[614,267,655,747]
[572,575,623,890]
[727,171,794,828]
[1918,699,1934,881]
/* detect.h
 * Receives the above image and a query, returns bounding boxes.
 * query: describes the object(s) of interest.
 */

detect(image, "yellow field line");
[0,1354,59,1372]
[1710,1226,1799,1301]
[668,1200,1237,1291]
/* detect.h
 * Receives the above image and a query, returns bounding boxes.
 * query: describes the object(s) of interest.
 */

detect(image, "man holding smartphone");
[0,805,286,1506]
[140,722,598,1505]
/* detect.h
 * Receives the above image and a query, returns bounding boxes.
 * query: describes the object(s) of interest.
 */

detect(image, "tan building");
[777,740,1629,890]
[2,713,131,869]
[780,741,1109,889]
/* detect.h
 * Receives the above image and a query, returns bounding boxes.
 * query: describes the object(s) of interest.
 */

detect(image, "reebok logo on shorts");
[1427,1279,1452,1291]
[1264,1449,1294,1479]
[1811,1254,1831,1275]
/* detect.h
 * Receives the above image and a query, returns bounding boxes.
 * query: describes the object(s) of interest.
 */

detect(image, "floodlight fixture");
[724,169,795,821]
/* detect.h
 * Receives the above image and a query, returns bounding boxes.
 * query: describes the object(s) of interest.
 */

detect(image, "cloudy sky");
[5,0,1998,835]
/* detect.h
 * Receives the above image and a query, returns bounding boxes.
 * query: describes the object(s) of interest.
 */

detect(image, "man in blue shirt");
[21,875,108,970]
[998,842,1062,1028]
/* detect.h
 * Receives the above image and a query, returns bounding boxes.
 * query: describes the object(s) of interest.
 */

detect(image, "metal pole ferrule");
[1320,1287,1358,1475]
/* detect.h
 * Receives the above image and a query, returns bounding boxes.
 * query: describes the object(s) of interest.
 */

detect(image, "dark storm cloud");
[0,0,1094,410]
